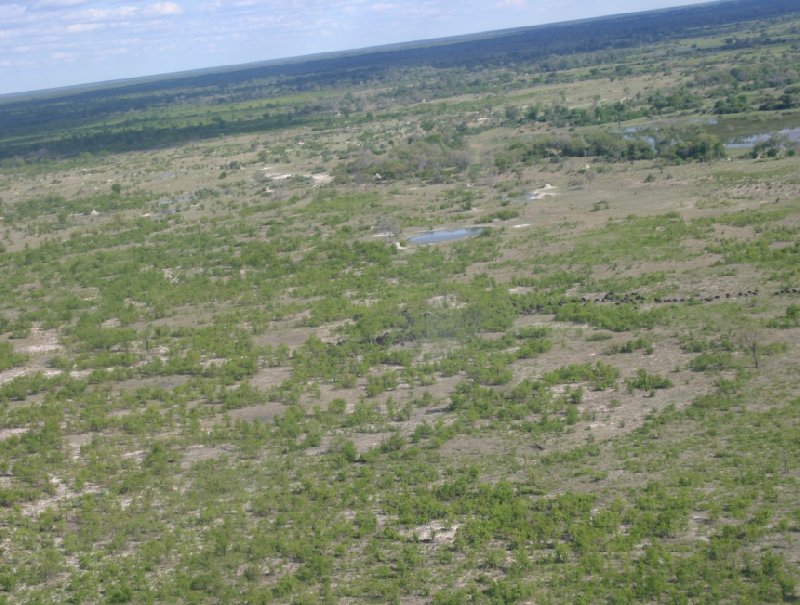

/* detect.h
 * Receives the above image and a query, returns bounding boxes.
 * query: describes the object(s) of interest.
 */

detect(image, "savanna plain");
[1,4,799,603]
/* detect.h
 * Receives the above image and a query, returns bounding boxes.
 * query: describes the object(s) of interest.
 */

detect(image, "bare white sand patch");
[347,432,393,454]
[0,369,28,386]
[180,445,233,470]
[151,345,170,363]
[22,344,62,353]
[200,357,228,369]
[16,325,62,354]
[316,318,354,344]
[0,427,29,441]
[122,449,146,462]
[227,402,285,423]
[528,184,558,200]
[0,367,62,385]
[65,433,93,461]
[427,294,466,308]
[550,383,581,395]
[162,268,178,283]
[250,366,293,390]
[311,173,333,185]
[400,521,461,544]
[22,477,102,517]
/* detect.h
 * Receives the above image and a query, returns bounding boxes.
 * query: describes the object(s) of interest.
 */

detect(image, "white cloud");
[66,22,102,32]
[370,3,401,13]
[0,58,29,67]
[147,2,182,16]
[51,50,77,61]
[0,4,26,20]
[34,0,94,8]
[76,6,138,22]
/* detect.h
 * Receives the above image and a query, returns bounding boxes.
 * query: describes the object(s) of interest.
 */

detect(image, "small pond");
[725,127,800,149]
[407,227,485,245]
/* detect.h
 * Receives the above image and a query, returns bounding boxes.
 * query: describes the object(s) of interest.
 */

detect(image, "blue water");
[725,127,800,149]
[407,227,484,245]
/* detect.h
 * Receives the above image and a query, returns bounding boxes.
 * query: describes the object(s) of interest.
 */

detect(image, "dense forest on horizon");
[1,0,800,160]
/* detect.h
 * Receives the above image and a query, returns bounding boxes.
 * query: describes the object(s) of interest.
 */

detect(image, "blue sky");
[0,0,708,95]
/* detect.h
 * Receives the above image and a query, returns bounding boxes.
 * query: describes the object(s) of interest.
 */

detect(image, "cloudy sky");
[0,0,708,95]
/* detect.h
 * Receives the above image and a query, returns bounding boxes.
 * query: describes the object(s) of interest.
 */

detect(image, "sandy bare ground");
[181,444,235,470]
[0,367,62,385]
[250,366,293,390]
[0,427,30,440]
[20,477,102,517]
[226,402,287,423]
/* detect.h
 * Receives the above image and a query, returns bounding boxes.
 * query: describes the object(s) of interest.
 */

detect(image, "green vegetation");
[1,2,799,603]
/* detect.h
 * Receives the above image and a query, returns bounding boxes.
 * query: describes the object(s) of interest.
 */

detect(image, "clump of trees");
[337,123,471,184]
[494,126,725,171]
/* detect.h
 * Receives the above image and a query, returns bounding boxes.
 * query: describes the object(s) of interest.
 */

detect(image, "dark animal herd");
[518,287,799,315]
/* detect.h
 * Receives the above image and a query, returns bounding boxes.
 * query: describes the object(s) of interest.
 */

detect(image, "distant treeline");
[0,0,798,160]
[495,127,727,167]
[0,111,326,160]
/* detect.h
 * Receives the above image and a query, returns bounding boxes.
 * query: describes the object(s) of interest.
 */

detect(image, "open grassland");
[1,6,800,605]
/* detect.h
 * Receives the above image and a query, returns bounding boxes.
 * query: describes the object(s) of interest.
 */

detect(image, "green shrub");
[608,336,653,355]
[544,362,620,390]
[689,351,736,372]
[626,369,673,394]
[0,342,27,371]
[555,303,660,332]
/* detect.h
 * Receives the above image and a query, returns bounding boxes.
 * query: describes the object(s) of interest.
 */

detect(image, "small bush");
[690,351,735,372]
[626,369,673,394]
